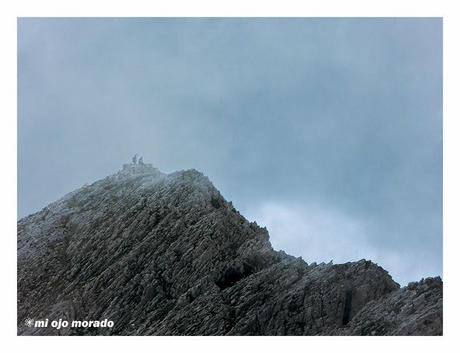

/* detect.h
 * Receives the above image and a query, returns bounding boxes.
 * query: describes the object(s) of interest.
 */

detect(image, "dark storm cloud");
[18,18,442,284]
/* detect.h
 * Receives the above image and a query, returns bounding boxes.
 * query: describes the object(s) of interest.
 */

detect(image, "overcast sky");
[18,18,442,285]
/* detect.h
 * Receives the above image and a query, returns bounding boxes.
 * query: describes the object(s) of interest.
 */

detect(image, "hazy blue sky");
[18,18,442,285]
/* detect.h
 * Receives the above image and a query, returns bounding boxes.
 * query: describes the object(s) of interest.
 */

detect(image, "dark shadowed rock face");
[17,165,443,335]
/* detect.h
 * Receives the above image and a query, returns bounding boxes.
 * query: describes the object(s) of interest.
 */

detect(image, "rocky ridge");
[17,163,442,335]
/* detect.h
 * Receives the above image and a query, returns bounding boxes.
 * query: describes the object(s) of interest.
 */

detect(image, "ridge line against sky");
[18,18,442,285]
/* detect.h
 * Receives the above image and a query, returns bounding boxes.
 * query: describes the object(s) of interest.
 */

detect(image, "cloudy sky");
[18,18,442,285]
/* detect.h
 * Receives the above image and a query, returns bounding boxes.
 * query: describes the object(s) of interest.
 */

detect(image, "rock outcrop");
[17,164,442,335]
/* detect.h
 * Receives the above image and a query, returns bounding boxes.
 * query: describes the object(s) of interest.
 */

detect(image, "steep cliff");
[17,164,442,335]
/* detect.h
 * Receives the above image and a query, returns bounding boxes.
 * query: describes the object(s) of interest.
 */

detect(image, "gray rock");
[17,165,442,335]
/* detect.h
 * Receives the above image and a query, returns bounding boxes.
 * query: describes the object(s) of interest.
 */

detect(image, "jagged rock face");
[328,277,443,335]
[17,166,443,335]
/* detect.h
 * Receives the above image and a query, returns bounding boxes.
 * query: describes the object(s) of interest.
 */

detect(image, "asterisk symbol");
[24,318,34,327]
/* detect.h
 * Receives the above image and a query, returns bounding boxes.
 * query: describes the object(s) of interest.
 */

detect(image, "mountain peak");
[17,164,442,336]
[118,156,163,178]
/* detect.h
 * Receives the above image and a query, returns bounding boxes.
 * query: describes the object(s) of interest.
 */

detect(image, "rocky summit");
[17,162,443,335]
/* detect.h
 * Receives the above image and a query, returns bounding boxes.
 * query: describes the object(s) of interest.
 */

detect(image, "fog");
[18,18,442,285]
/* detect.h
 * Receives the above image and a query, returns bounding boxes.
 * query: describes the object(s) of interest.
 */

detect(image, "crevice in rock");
[342,289,353,325]
[215,263,253,290]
